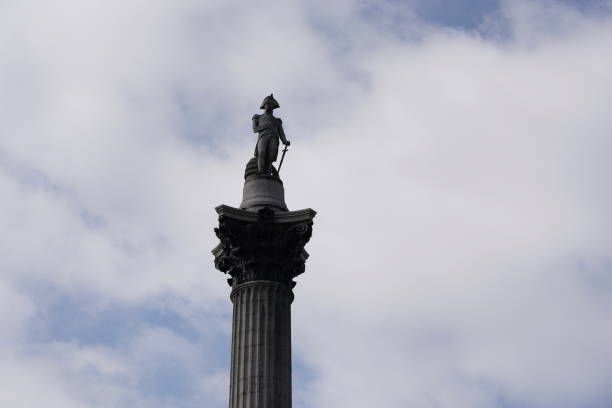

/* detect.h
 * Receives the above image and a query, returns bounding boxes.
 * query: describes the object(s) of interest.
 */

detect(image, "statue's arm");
[252,114,260,133]
[278,119,290,145]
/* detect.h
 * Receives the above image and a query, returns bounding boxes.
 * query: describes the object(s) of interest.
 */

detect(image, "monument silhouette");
[213,95,316,408]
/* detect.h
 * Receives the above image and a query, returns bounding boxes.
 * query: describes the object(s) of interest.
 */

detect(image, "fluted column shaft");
[229,280,293,408]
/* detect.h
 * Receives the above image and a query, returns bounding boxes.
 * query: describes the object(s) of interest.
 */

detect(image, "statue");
[252,94,290,175]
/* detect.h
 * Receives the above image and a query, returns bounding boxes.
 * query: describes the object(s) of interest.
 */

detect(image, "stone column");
[213,204,315,408]
[229,281,293,408]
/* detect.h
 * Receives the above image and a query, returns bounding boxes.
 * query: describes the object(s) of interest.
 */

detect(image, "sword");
[277,145,289,173]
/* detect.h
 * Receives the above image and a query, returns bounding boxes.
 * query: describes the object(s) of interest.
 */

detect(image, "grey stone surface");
[240,174,288,212]
[228,281,293,408]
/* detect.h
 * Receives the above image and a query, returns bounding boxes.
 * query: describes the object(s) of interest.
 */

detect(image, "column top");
[215,204,316,222]
[213,205,315,288]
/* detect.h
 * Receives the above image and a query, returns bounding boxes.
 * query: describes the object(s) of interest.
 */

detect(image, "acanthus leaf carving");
[213,207,314,288]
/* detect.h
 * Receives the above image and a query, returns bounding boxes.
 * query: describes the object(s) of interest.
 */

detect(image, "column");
[229,281,293,408]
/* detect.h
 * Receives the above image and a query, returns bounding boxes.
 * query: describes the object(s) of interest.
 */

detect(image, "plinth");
[240,175,288,211]
[213,167,315,408]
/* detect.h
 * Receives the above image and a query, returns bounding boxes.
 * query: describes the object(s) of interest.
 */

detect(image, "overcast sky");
[2,0,612,407]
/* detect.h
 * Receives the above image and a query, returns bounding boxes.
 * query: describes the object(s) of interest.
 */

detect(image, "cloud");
[1,0,612,407]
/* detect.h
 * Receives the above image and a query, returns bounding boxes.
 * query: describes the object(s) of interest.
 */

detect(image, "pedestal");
[240,174,288,212]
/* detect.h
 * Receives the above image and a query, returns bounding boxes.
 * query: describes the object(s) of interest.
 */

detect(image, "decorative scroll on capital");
[212,205,315,288]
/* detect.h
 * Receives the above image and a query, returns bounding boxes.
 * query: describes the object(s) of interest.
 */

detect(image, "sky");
[1,0,612,407]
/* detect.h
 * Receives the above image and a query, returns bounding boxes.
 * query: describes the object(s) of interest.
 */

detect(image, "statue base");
[240,174,288,211]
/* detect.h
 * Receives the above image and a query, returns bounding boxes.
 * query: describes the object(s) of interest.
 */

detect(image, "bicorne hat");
[260,94,280,110]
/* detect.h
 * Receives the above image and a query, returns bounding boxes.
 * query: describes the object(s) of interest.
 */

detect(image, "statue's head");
[260,94,280,111]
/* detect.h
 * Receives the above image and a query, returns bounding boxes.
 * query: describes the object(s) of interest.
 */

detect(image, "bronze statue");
[252,94,290,175]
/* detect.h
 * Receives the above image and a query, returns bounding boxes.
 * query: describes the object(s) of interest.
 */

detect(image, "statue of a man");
[252,94,290,175]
